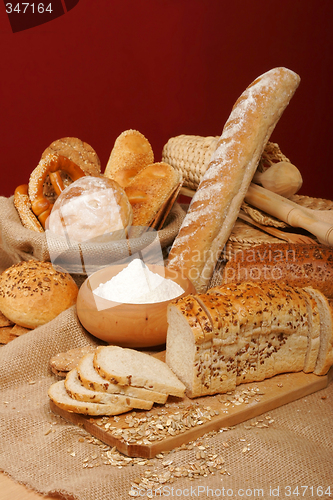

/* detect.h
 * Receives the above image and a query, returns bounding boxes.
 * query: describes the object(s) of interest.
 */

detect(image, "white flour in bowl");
[93,259,184,304]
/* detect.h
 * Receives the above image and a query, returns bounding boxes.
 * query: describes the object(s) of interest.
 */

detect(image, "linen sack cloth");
[0,196,333,500]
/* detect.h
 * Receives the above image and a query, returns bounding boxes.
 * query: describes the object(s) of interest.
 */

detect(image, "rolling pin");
[245,183,333,246]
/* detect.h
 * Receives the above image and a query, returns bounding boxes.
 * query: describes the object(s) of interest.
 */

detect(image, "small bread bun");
[104,130,154,188]
[47,176,133,243]
[0,261,78,329]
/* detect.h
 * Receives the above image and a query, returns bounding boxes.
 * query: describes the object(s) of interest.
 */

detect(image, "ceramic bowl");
[76,263,196,348]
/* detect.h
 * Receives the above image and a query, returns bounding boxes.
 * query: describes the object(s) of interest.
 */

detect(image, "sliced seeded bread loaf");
[166,282,331,398]
[93,346,186,397]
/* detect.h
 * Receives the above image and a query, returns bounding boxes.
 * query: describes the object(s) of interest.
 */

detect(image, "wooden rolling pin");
[245,183,333,246]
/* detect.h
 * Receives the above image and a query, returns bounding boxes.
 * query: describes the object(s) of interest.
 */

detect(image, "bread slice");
[165,296,212,398]
[48,380,133,416]
[77,353,168,404]
[299,289,321,373]
[50,345,97,377]
[64,368,153,410]
[93,346,186,397]
[303,287,333,375]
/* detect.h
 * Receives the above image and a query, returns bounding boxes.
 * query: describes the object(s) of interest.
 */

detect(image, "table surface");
[0,473,60,500]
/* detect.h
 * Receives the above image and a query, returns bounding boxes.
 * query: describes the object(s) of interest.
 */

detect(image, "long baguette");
[167,67,300,292]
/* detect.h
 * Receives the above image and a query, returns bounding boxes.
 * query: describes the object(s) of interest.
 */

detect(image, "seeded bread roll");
[0,261,78,329]
[167,67,300,292]
[223,243,333,299]
[165,282,331,398]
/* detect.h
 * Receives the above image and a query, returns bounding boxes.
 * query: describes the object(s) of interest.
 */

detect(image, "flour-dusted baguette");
[48,380,134,416]
[77,352,168,404]
[64,368,153,410]
[93,346,186,397]
[167,67,300,292]
[223,243,333,299]
[165,282,329,398]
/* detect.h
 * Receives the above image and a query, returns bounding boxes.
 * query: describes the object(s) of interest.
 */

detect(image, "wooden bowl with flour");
[76,260,196,348]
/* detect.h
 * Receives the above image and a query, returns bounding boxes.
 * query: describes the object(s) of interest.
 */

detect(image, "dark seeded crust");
[223,243,333,299]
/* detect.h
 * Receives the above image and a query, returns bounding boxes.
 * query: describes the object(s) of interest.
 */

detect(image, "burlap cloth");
[0,196,333,499]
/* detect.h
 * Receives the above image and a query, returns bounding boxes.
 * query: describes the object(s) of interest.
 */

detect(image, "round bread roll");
[0,261,79,329]
[47,176,133,243]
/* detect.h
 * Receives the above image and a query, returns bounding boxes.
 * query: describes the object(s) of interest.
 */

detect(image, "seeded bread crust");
[223,243,333,299]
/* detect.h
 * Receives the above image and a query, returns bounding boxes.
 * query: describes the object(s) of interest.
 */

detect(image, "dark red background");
[1,0,332,200]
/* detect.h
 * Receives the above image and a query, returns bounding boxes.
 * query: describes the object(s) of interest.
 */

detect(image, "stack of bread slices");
[166,282,333,398]
[48,346,186,416]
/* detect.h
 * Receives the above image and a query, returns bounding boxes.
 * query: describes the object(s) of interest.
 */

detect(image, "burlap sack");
[1,196,333,500]
[0,307,332,500]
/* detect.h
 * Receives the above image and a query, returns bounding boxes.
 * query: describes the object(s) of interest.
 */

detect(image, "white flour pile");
[93,259,184,304]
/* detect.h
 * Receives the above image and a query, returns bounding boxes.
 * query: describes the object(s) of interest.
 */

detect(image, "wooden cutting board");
[50,357,333,459]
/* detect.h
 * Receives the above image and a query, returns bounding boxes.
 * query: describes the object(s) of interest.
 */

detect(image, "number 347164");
[6,3,53,13]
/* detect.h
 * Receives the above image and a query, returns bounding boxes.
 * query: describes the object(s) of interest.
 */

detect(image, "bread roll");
[165,281,332,398]
[0,261,78,329]
[41,137,101,202]
[167,67,300,292]
[223,243,333,299]
[47,176,133,243]
[125,162,182,227]
[104,130,154,188]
